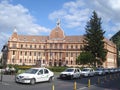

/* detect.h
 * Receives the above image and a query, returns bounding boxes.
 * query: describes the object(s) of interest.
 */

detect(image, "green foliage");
[48,66,67,72]
[0,65,3,69]
[15,65,32,70]
[84,11,107,66]
[76,52,94,66]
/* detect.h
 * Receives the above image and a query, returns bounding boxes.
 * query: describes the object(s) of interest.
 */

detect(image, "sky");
[0,0,120,51]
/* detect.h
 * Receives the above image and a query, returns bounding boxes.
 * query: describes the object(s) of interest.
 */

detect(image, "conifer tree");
[84,11,107,66]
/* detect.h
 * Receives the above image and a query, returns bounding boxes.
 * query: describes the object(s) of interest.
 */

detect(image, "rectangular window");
[34,45,36,48]
[30,45,32,48]
[26,44,27,48]
[38,52,41,56]
[39,45,41,49]
[44,45,45,49]
[71,45,73,49]
[50,44,52,48]
[20,59,22,63]
[20,51,22,55]
[13,51,15,55]
[60,44,62,49]
[21,44,23,48]
[25,52,27,56]
[12,58,14,63]
[34,52,36,56]
[13,44,16,48]
[66,53,68,57]
[76,45,78,49]
[55,44,57,49]
[66,45,68,49]
[30,52,32,56]
[71,53,73,57]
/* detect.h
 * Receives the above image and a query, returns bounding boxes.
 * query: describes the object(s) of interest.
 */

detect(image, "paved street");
[0,74,120,90]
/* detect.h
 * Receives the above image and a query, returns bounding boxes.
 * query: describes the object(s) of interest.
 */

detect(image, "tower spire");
[56,18,60,27]
[14,26,17,33]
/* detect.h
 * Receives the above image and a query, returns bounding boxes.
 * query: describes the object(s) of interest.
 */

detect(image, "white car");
[59,68,81,79]
[94,68,105,75]
[81,68,95,77]
[15,67,54,84]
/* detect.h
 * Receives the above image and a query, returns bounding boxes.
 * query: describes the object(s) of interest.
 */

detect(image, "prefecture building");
[5,21,117,68]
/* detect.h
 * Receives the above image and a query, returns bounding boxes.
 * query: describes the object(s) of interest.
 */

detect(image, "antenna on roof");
[56,18,60,27]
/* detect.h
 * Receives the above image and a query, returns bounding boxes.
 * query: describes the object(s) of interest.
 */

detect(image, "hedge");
[48,66,67,72]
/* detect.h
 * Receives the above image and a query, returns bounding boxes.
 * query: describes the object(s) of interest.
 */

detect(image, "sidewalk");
[0,75,16,83]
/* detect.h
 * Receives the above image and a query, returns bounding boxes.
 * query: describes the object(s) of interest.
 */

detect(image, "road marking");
[77,84,97,90]
[77,87,87,90]
[0,82,10,85]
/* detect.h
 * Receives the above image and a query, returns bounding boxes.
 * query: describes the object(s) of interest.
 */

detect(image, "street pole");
[0,57,3,82]
[1,69,3,82]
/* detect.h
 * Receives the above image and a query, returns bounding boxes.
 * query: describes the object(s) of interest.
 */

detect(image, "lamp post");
[1,44,8,82]
[0,53,3,82]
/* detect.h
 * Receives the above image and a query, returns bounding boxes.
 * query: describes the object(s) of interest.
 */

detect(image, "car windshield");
[82,69,90,71]
[65,68,74,72]
[96,69,103,71]
[24,69,38,74]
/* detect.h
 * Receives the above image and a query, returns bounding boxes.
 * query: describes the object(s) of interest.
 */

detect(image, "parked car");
[81,68,95,77]
[94,68,105,76]
[104,68,110,74]
[109,68,114,74]
[59,68,81,79]
[15,67,54,84]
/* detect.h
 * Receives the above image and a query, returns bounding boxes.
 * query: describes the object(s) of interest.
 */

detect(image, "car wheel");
[49,77,54,82]
[30,78,35,85]
[79,76,81,79]
[70,75,73,80]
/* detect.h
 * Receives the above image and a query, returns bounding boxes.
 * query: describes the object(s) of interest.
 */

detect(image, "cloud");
[49,0,90,29]
[0,1,50,34]
[0,0,50,50]
[49,0,120,38]
[86,0,120,38]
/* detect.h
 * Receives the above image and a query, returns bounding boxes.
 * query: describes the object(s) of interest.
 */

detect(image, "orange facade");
[7,24,117,68]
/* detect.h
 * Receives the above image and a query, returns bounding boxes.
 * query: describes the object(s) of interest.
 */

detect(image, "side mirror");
[37,72,41,75]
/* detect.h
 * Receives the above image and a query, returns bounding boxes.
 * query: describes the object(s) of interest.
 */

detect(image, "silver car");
[95,68,105,75]
[81,68,95,77]
[59,68,81,79]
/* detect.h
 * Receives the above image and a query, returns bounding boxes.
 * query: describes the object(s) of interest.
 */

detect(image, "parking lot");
[0,73,120,90]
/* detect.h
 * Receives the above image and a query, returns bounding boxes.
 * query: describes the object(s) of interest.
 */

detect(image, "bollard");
[117,73,119,77]
[110,75,112,80]
[112,74,114,80]
[88,79,90,88]
[97,78,100,84]
[114,74,116,79]
[0,70,3,82]
[73,81,77,90]
[52,84,54,90]
[104,76,107,81]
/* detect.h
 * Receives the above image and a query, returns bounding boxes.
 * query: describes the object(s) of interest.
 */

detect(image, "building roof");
[8,25,116,46]
[49,27,65,40]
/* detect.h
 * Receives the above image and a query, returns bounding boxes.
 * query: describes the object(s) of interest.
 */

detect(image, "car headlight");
[18,76,24,79]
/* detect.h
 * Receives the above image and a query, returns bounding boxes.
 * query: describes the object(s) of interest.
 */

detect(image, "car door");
[90,69,94,76]
[36,69,44,82]
[76,69,80,78]
[73,69,80,78]
[73,69,77,78]
[43,69,50,81]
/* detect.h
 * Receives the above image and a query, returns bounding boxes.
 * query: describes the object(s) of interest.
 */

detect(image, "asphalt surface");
[0,73,120,90]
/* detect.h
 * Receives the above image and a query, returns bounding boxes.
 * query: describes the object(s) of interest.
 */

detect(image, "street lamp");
[1,44,8,82]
